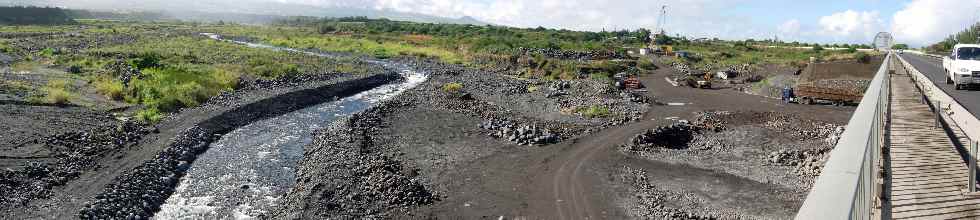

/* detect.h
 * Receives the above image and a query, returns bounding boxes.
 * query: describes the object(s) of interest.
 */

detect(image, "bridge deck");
[885,64,979,219]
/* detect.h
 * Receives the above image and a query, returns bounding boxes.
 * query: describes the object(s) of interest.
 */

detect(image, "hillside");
[0,6,75,25]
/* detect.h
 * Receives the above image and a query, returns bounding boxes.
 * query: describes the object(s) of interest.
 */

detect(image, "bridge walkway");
[884,60,980,219]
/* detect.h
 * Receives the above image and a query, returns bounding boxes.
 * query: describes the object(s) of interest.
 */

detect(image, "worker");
[781,86,794,103]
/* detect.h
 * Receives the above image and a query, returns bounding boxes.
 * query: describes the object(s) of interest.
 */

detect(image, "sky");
[11,0,980,47]
[277,0,980,47]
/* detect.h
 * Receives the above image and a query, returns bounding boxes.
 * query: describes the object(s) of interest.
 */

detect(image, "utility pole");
[655,5,668,36]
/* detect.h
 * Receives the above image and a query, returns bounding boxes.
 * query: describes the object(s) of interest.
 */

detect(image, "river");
[153,34,427,219]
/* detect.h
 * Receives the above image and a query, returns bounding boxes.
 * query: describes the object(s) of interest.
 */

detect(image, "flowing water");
[153,34,428,219]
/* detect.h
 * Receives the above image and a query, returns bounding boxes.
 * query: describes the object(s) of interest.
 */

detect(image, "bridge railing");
[796,53,891,220]
[896,54,980,191]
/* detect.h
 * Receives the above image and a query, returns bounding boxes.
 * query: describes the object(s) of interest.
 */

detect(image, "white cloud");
[817,10,884,42]
[891,0,980,47]
[778,19,801,35]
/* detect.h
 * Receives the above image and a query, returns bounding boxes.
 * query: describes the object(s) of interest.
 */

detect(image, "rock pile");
[479,118,559,146]
[545,80,571,98]
[102,60,142,86]
[767,148,833,183]
[623,123,699,151]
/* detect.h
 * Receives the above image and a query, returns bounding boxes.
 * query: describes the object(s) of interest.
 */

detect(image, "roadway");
[898,53,980,119]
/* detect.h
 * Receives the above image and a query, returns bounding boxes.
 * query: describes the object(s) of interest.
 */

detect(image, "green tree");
[892,44,909,50]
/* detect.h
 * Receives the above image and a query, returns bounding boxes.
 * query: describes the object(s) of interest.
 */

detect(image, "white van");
[943,44,980,90]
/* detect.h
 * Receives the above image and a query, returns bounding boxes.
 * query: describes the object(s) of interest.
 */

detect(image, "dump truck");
[791,80,867,105]
[788,56,882,105]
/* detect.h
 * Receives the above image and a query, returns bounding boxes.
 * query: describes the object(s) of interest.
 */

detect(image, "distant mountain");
[0,0,490,25]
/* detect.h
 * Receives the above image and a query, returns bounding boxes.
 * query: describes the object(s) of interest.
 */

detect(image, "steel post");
[972,140,978,192]
[935,101,941,128]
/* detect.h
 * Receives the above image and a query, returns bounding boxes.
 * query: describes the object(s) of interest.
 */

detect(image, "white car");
[943,44,980,90]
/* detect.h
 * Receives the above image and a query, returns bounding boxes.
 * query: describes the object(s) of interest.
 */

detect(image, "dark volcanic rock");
[0,121,152,209]
[623,123,700,151]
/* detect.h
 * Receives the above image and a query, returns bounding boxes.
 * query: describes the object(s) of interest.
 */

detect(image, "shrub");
[135,108,164,123]
[94,76,124,100]
[579,105,611,118]
[128,52,162,70]
[442,82,463,93]
[40,79,73,105]
[248,60,299,78]
[854,52,871,63]
[527,85,539,92]
[39,48,55,58]
[812,45,824,51]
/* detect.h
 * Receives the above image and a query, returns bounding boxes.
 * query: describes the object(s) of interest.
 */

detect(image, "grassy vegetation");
[441,82,463,93]
[36,79,74,105]
[93,76,124,100]
[127,65,238,113]
[135,108,164,123]
[578,105,612,118]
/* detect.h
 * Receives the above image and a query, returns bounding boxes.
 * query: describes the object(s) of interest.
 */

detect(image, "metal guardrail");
[796,53,891,220]
[895,54,980,191]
